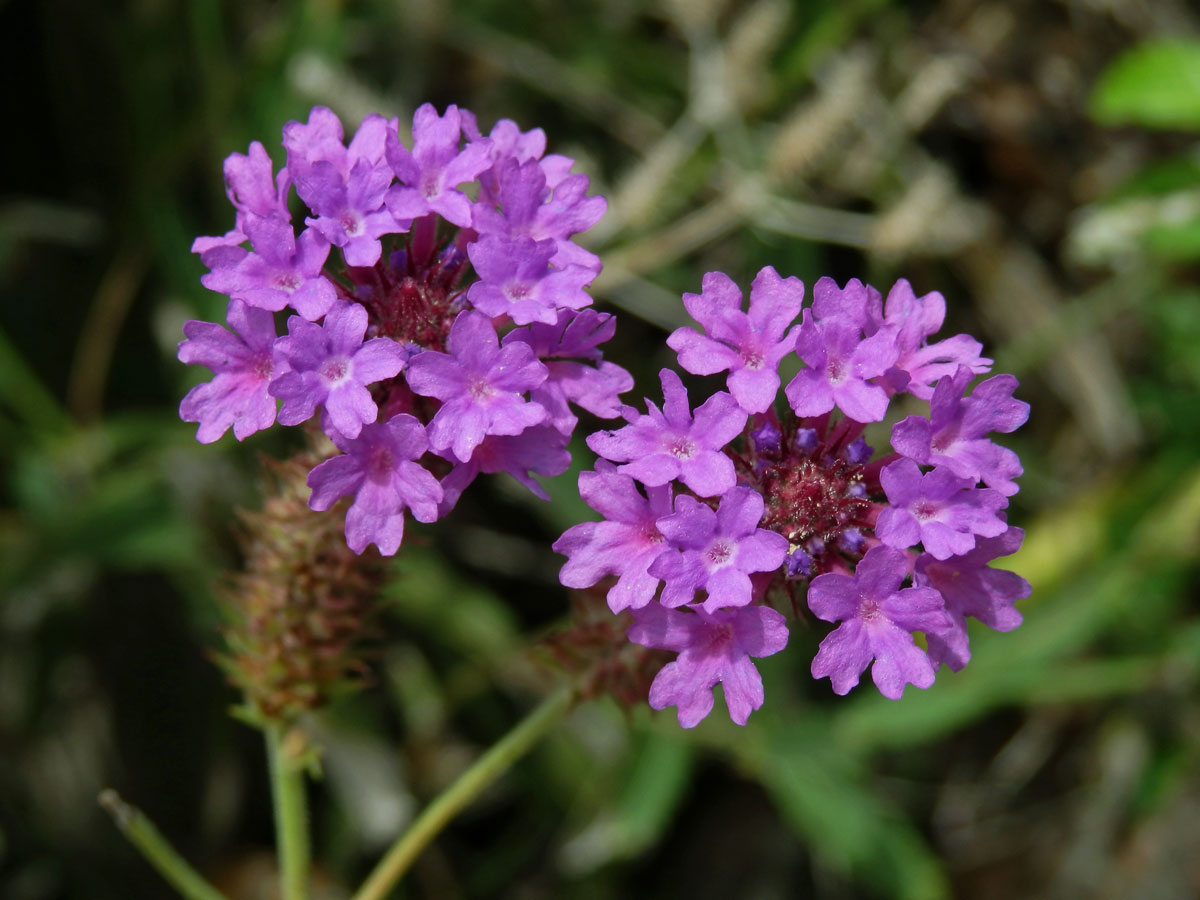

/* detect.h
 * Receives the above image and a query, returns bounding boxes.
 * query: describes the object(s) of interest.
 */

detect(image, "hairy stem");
[352,685,575,900]
[98,790,230,900]
[267,725,311,900]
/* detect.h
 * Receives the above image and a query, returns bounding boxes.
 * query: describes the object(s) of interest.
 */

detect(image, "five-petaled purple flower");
[307,415,443,556]
[587,369,747,497]
[809,545,949,699]
[876,458,1008,560]
[668,267,804,414]
[386,103,493,228]
[629,601,789,728]
[270,301,408,439]
[179,300,285,443]
[404,310,549,463]
[553,461,675,613]
[917,527,1030,671]
[650,489,789,612]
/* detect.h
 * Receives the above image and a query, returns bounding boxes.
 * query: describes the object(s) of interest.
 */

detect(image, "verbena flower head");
[555,267,1030,727]
[182,104,626,554]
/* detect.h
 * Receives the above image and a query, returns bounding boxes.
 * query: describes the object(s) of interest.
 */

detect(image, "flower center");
[702,622,736,652]
[706,539,734,568]
[468,377,494,400]
[321,357,350,383]
[252,353,274,381]
[668,436,697,460]
[273,272,303,293]
[640,523,664,547]
[506,281,532,301]
[420,169,442,199]
[759,457,870,546]
[860,595,883,622]
[339,211,364,237]
[741,347,764,370]
[367,444,394,481]
[826,356,847,385]
[914,500,938,521]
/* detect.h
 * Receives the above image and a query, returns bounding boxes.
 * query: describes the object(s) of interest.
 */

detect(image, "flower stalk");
[352,685,575,900]
[98,790,230,900]
[267,725,312,900]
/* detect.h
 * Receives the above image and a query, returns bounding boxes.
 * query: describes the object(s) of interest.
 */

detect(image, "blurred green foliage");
[1090,40,1200,130]
[3,1,1200,899]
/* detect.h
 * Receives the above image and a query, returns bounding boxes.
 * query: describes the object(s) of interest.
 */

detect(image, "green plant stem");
[98,789,230,900]
[352,685,575,900]
[267,724,311,900]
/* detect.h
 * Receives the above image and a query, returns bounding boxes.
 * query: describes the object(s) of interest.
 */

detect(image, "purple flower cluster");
[554,269,1030,727]
[180,105,629,554]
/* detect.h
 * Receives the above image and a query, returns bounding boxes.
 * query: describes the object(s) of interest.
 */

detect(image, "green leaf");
[738,713,949,900]
[1110,154,1200,198]
[1091,41,1200,130]
[1145,213,1200,259]
[560,729,694,872]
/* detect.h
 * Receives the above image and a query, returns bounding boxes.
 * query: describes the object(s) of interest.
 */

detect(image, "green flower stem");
[267,724,311,900]
[98,789,230,900]
[352,685,576,900]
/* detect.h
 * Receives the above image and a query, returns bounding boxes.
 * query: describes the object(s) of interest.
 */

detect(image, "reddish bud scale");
[757,457,869,544]
[335,223,472,352]
[540,590,672,708]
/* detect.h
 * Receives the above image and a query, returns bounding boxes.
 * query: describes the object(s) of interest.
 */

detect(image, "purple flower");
[891,367,1028,496]
[650,489,789,612]
[386,103,493,228]
[178,300,285,443]
[876,279,992,399]
[287,111,400,267]
[809,276,881,332]
[472,157,606,272]
[876,459,1009,560]
[809,545,949,698]
[404,311,548,463]
[466,234,594,325]
[667,267,804,414]
[587,369,747,497]
[307,414,443,556]
[192,141,291,256]
[282,106,352,171]
[437,425,570,515]
[628,602,789,727]
[269,301,407,438]
[200,215,337,320]
[552,461,675,613]
[784,309,898,423]
[301,162,398,267]
[461,114,548,204]
[917,526,1030,671]
[503,310,632,435]
[223,140,291,224]
[462,112,547,165]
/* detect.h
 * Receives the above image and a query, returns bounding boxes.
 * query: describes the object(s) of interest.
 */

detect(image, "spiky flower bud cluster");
[218,453,385,724]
